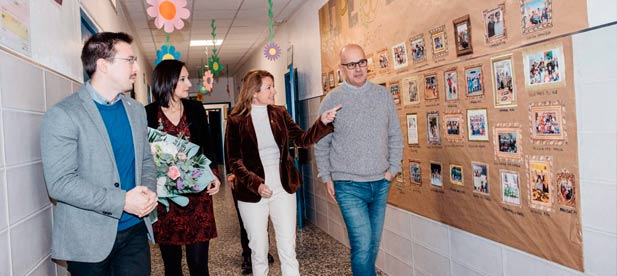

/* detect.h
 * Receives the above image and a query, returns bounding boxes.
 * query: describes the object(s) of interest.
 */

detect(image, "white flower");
[151,141,178,156]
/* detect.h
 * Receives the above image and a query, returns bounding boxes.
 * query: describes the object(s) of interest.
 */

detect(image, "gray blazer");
[40,86,156,262]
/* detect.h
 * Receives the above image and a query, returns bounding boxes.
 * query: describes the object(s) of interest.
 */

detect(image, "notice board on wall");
[318,0,587,271]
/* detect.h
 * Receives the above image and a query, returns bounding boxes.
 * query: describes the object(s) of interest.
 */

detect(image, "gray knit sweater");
[315,81,403,183]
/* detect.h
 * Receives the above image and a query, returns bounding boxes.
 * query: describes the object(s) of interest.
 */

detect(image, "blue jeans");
[334,179,391,276]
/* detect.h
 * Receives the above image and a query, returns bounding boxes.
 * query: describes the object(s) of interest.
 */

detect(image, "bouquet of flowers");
[148,127,216,211]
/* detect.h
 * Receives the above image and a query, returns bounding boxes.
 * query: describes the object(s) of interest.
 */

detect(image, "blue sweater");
[95,100,140,231]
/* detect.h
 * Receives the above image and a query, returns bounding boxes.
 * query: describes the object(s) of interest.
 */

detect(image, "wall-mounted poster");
[453,15,473,56]
[430,161,443,187]
[444,68,459,101]
[410,33,427,65]
[491,54,516,108]
[556,169,576,209]
[377,48,390,73]
[501,170,521,206]
[523,43,565,90]
[529,103,564,141]
[402,76,420,105]
[392,42,409,69]
[483,3,507,44]
[429,25,448,60]
[444,113,464,142]
[409,160,422,185]
[450,164,463,186]
[406,113,419,145]
[520,0,553,34]
[389,81,400,105]
[0,0,31,56]
[467,109,489,141]
[424,73,438,100]
[472,161,489,195]
[528,157,553,210]
[427,112,441,145]
[465,65,484,97]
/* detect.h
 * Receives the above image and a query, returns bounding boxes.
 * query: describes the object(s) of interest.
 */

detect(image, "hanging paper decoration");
[155,34,181,65]
[208,20,224,76]
[146,0,191,33]
[201,69,214,92]
[263,0,281,61]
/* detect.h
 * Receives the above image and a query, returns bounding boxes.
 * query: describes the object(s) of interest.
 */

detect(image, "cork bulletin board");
[319,0,588,271]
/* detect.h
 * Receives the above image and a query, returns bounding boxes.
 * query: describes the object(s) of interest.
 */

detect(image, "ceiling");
[121,0,304,77]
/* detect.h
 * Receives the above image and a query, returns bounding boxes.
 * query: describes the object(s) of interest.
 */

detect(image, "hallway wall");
[234,0,616,275]
[0,1,153,275]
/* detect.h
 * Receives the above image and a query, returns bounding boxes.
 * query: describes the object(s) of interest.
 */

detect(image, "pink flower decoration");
[177,151,187,160]
[146,0,191,33]
[202,70,214,92]
[167,166,181,180]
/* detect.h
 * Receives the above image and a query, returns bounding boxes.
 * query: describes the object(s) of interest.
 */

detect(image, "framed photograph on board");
[427,112,441,145]
[527,157,552,210]
[450,164,464,186]
[377,48,390,73]
[472,161,489,195]
[520,0,553,34]
[406,113,419,145]
[444,113,464,142]
[501,170,521,206]
[410,34,427,64]
[391,42,409,69]
[389,81,401,105]
[491,54,516,108]
[453,15,473,56]
[409,160,422,186]
[424,73,438,100]
[430,161,443,187]
[328,71,335,88]
[467,109,489,141]
[494,126,522,160]
[465,65,484,97]
[444,68,459,101]
[366,53,376,76]
[483,4,507,44]
[556,169,576,209]
[402,76,420,105]
[523,43,565,91]
[529,104,564,141]
[429,25,448,60]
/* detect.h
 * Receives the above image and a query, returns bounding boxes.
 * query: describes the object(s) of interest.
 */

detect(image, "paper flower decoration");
[264,43,281,61]
[146,0,191,33]
[155,44,181,65]
[208,56,224,76]
[201,70,214,92]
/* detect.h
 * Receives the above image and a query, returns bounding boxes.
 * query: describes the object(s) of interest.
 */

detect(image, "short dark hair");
[81,32,133,78]
[152,60,186,108]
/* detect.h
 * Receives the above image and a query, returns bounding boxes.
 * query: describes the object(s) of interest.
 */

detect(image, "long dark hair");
[152,60,185,107]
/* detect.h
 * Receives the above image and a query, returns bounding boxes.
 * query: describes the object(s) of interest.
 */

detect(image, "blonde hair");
[231,69,274,117]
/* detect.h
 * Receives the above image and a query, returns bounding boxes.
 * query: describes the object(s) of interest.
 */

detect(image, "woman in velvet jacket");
[225,69,341,276]
[145,60,221,276]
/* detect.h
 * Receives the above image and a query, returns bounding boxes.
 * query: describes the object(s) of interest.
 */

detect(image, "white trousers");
[238,165,300,276]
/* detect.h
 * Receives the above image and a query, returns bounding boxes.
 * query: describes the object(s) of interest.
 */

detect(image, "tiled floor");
[150,182,385,275]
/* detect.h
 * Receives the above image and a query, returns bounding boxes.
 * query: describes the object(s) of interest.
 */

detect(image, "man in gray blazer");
[40,32,157,275]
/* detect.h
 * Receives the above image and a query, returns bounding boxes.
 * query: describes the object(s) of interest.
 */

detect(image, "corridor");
[149,182,385,275]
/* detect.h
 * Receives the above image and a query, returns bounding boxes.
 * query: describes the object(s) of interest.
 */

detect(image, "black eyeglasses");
[111,56,138,64]
[341,59,368,70]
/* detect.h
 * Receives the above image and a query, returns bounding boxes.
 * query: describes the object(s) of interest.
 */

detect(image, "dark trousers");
[159,242,210,276]
[67,221,150,276]
[232,189,251,257]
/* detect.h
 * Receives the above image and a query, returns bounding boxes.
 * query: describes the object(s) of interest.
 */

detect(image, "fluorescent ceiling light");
[190,39,223,46]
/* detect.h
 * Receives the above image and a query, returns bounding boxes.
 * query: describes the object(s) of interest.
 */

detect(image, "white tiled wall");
[302,21,617,276]
[0,48,74,275]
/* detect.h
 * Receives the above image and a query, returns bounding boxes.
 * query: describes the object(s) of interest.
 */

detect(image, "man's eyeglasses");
[341,59,368,70]
[111,56,138,64]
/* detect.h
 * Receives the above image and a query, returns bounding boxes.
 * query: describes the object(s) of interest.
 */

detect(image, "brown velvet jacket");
[225,105,333,202]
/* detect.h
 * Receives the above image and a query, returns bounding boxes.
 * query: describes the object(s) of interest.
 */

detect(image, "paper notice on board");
[0,0,30,56]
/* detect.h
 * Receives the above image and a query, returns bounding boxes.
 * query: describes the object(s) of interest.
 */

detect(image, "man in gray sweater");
[315,44,403,276]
